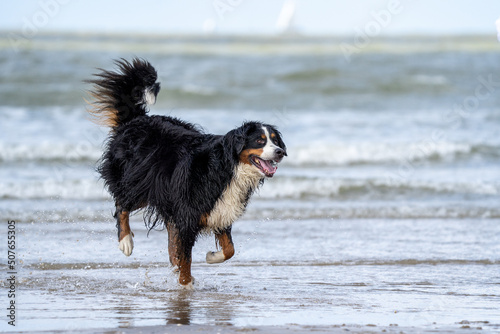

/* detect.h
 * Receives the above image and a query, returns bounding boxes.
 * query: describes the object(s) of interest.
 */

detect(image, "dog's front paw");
[206,250,225,264]
[119,234,134,256]
[177,274,195,290]
[180,281,194,290]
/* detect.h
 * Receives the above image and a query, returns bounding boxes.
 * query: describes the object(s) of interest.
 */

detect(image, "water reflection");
[165,291,193,325]
[163,290,237,326]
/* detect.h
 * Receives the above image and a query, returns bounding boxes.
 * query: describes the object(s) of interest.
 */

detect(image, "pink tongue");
[260,159,277,175]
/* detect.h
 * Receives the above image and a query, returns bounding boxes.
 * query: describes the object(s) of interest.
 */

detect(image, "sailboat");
[276,0,298,35]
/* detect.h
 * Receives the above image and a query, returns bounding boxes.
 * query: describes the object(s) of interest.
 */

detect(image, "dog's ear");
[225,127,246,157]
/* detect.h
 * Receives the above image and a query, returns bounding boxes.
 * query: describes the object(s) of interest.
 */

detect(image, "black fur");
[86,58,287,277]
[85,58,160,127]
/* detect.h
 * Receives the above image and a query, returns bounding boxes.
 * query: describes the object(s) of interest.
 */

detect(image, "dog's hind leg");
[167,223,195,289]
[178,247,194,289]
[206,227,235,264]
[178,237,196,289]
[167,222,180,269]
[115,206,134,256]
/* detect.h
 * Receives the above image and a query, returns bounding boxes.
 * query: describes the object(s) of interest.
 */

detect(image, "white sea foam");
[258,176,499,200]
[4,171,495,202]
[1,140,492,167]
[287,142,481,167]
[0,142,102,162]
[0,179,109,200]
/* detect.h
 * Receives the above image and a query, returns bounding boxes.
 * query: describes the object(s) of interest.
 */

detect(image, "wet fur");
[85,58,287,269]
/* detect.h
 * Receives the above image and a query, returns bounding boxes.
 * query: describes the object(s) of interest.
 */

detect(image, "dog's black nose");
[275,148,285,159]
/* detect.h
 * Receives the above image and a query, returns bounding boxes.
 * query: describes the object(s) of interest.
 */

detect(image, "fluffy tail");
[85,58,161,128]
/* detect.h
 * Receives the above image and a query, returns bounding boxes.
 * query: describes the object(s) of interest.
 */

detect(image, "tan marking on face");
[271,132,276,139]
[239,148,264,165]
[261,133,266,139]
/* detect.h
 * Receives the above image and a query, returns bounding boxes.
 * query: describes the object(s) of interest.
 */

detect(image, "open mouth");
[250,156,278,177]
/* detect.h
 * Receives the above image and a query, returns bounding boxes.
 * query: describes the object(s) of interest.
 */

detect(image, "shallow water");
[1,34,500,332]
[1,218,498,331]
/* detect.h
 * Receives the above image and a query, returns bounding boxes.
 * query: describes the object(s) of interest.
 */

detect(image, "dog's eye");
[256,139,265,145]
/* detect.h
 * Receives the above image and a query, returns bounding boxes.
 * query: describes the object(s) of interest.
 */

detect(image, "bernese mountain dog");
[85,58,287,289]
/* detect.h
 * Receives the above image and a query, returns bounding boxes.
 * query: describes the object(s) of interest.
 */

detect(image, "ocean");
[0,34,499,332]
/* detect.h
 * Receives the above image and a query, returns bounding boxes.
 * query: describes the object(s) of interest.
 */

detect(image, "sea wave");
[288,142,500,166]
[1,140,498,166]
[0,142,102,163]
[2,174,497,201]
[260,176,498,200]
[250,205,500,220]
[0,179,108,200]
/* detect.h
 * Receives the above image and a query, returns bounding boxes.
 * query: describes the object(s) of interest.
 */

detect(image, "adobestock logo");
[340,0,409,62]
[7,0,71,52]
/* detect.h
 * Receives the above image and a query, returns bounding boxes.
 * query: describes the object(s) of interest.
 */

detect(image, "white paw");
[180,281,194,290]
[206,250,225,264]
[119,234,134,256]
[178,276,195,290]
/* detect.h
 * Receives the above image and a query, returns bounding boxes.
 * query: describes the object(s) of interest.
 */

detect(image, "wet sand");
[4,218,499,333]
[30,323,479,334]
[30,321,482,334]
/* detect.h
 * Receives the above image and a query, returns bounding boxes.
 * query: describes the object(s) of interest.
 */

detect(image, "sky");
[1,0,499,36]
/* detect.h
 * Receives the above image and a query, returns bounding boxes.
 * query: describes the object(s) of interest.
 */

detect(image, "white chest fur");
[206,163,262,232]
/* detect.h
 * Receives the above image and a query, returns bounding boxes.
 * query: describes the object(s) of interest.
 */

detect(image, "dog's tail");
[85,58,161,128]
